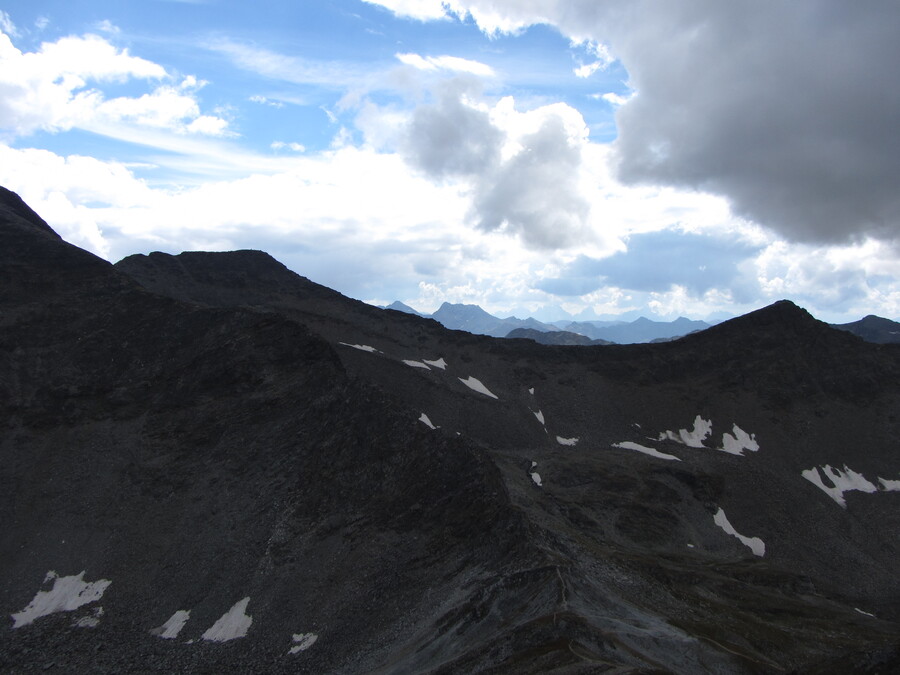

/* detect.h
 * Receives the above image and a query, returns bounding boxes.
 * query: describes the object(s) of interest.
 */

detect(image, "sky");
[1,0,899,323]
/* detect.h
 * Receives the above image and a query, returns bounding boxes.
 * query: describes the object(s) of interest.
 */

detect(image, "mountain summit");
[3,188,900,673]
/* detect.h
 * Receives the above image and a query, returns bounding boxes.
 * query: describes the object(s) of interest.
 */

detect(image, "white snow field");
[713,508,765,557]
[533,410,545,425]
[718,424,760,456]
[612,441,681,461]
[556,436,579,446]
[802,465,878,507]
[201,597,253,642]
[150,610,191,639]
[402,359,430,369]
[418,413,437,429]
[289,632,318,654]
[879,476,900,491]
[423,357,447,370]
[11,571,111,628]
[338,342,378,353]
[659,415,712,448]
[458,376,498,399]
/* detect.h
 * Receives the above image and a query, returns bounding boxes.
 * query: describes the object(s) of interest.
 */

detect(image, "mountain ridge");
[3,187,900,673]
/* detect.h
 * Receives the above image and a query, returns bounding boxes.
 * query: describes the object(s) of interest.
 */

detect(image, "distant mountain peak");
[832,313,900,344]
[385,301,423,316]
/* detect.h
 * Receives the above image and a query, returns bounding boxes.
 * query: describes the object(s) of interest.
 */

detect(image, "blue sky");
[2,0,898,322]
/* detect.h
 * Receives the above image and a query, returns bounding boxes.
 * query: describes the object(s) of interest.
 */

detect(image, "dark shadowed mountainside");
[3,186,900,674]
[832,314,900,344]
[505,327,612,346]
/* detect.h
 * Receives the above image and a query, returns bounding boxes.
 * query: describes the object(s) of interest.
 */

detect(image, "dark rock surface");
[3,185,900,673]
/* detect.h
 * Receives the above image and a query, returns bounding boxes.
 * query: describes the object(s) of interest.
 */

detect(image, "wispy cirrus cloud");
[0,10,19,37]
[395,53,494,77]
[205,38,375,89]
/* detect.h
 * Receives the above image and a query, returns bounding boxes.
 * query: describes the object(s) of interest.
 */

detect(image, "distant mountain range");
[388,301,900,345]
[386,300,712,344]
[556,316,712,344]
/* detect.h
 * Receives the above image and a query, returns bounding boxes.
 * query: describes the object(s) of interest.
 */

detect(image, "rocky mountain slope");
[3,186,900,673]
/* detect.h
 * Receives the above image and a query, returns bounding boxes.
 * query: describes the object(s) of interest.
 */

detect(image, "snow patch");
[530,463,542,487]
[854,607,876,618]
[423,357,447,370]
[150,610,191,639]
[289,632,318,654]
[879,477,900,491]
[11,571,111,628]
[533,410,545,425]
[612,441,680,461]
[202,597,252,642]
[659,415,712,448]
[713,508,765,557]
[418,413,437,429]
[556,436,579,446]
[718,424,759,456]
[801,465,878,507]
[458,376,498,399]
[528,387,535,395]
[403,359,430,369]
[339,342,378,353]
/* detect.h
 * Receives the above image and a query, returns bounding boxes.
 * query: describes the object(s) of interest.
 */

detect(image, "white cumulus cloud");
[0,31,229,139]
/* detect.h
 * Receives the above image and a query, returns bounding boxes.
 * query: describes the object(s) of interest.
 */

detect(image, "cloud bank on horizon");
[0,0,898,322]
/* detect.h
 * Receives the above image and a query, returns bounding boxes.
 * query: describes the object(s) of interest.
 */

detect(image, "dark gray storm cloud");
[402,83,502,178]
[537,230,761,297]
[401,81,591,249]
[599,1,900,244]
[472,116,590,249]
[449,1,900,245]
